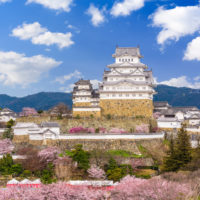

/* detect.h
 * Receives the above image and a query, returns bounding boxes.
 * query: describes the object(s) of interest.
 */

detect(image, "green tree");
[162,135,179,172]
[175,125,192,167]
[0,154,23,176]
[3,128,13,139]
[105,158,133,182]
[6,119,15,128]
[162,125,192,172]
[71,144,90,171]
[40,163,55,184]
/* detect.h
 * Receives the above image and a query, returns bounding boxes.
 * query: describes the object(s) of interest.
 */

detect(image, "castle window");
[143,87,146,90]
[119,59,121,62]
[122,59,124,62]
[112,94,116,97]
[128,59,130,62]
[119,94,122,97]
[132,94,136,97]
[139,94,142,97]
[126,94,129,97]
[136,87,139,90]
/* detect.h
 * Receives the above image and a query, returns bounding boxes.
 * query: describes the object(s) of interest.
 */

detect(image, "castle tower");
[99,47,156,117]
[72,79,101,117]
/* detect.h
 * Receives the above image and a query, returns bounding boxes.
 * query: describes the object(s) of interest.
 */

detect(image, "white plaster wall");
[100,93,152,100]
[157,121,181,129]
[175,112,185,121]
[73,107,101,112]
[59,133,164,140]
[115,56,139,64]
[189,119,200,125]
[14,128,29,136]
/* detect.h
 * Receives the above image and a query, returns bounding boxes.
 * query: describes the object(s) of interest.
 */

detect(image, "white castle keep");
[72,46,156,118]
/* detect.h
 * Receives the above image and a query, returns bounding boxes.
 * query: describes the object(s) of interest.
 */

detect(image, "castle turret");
[72,79,101,117]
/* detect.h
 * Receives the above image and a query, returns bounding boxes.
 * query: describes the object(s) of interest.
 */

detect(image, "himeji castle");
[72,46,156,118]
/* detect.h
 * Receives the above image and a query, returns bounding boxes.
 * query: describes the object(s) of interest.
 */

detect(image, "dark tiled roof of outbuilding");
[40,122,60,127]
[154,101,170,107]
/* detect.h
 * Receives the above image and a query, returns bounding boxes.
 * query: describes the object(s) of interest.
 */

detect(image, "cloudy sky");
[0,0,200,96]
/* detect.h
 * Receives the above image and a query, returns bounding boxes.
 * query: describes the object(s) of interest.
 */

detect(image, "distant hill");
[0,92,72,112]
[0,85,200,112]
[154,85,200,108]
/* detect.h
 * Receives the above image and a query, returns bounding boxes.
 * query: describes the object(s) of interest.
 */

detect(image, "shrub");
[87,165,105,179]
[70,144,90,171]
[75,114,80,119]
[106,114,111,120]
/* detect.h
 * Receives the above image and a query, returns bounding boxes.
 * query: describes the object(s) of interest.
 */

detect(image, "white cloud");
[90,79,101,89]
[26,0,73,12]
[0,51,61,86]
[159,76,200,89]
[86,4,105,27]
[150,6,200,45]
[11,22,47,40]
[11,22,74,49]
[0,0,11,3]
[60,84,74,93]
[194,76,200,81]
[184,36,200,61]
[111,0,145,17]
[32,31,74,49]
[55,70,82,84]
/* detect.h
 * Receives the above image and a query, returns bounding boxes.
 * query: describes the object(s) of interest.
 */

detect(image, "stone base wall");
[13,135,29,143]
[100,99,153,117]
[72,111,101,118]
[74,102,91,107]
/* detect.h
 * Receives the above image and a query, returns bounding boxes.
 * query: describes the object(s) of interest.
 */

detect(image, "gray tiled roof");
[107,62,146,68]
[74,79,91,85]
[112,47,142,58]
[40,122,59,127]
[154,101,170,107]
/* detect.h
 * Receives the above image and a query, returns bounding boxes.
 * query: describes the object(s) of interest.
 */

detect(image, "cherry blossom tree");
[0,139,14,155]
[38,147,59,163]
[135,124,149,133]
[87,165,106,180]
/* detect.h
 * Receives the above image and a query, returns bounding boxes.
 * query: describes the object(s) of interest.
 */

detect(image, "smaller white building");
[157,117,182,129]
[186,114,200,126]
[13,122,60,140]
[0,108,18,123]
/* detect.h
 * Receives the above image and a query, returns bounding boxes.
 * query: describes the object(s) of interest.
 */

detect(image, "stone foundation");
[74,102,91,107]
[100,99,153,117]
[73,111,101,118]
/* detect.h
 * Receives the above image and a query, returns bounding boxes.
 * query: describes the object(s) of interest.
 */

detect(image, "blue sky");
[0,0,200,97]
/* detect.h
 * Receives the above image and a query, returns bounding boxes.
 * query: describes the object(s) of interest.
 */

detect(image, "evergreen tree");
[162,125,192,172]
[162,135,179,171]
[175,124,192,168]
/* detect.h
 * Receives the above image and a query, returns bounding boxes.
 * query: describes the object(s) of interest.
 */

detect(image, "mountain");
[154,85,200,108]
[0,92,72,112]
[0,85,200,112]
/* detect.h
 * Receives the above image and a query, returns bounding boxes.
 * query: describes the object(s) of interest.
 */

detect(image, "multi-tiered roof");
[99,47,156,100]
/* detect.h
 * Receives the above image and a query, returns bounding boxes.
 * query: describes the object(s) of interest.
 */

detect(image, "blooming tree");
[109,128,127,134]
[87,165,106,180]
[0,139,14,155]
[135,124,149,133]
[111,175,192,200]
[38,147,59,163]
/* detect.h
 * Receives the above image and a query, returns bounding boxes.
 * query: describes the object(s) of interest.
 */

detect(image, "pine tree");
[174,124,192,168]
[162,135,179,172]
[162,125,192,172]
